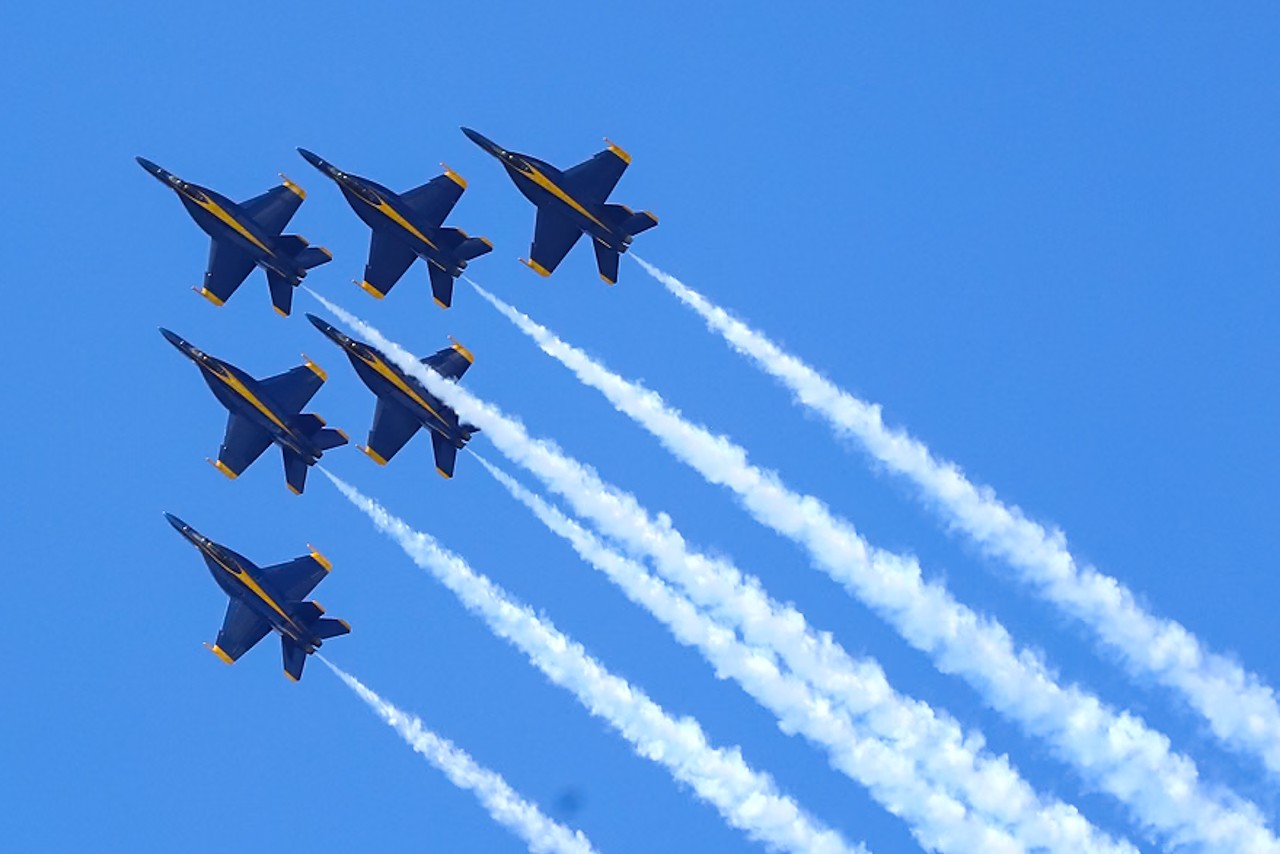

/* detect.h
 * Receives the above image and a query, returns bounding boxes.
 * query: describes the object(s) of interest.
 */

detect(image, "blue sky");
[4,3,1279,851]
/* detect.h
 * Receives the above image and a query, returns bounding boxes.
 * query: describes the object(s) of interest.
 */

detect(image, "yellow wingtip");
[208,458,239,480]
[604,137,632,164]
[286,483,302,496]
[279,173,306,199]
[273,306,289,317]
[433,297,450,310]
[436,466,453,479]
[448,336,475,364]
[307,545,333,572]
[358,280,386,299]
[359,444,389,466]
[194,286,225,307]
[206,643,235,665]
[600,273,617,286]
[284,670,300,683]
[519,258,552,277]
[440,162,467,188]
[302,355,327,381]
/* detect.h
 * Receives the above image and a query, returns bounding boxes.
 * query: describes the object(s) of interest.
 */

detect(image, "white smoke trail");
[320,470,860,854]
[464,282,1279,853]
[632,256,1280,783]
[320,658,598,854]
[475,453,1133,854]
[302,289,1124,853]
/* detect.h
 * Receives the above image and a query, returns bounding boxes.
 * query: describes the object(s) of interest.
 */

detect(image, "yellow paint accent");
[302,355,327,381]
[359,444,389,466]
[440,163,467,188]
[278,174,306,199]
[516,162,607,230]
[316,246,333,260]
[284,670,300,682]
[448,336,475,364]
[359,280,386,299]
[520,258,552,277]
[273,306,288,317]
[287,483,302,495]
[312,601,326,614]
[308,546,333,572]
[208,368,291,434]
[479,237,493,249]
[334,428,349,441]
[206,643,235,665]
[643,210,659,224]
[336,619,351,632]
[189,193,272,254]
[433,297,449,309]
[208,458,239,480]
[436,466,453,479]
[196,287,225,306]
[204,550,300,632]
[604,137,632,164]
[357,354,445,422]
[370,197,436,249]
[600,273,617,286]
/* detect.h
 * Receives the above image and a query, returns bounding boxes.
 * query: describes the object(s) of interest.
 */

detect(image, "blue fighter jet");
[137,157,332,315]
[165,513,349,681]
[305,314,478,478]
[161,329,348,494]
[461,128,658,284]
[297,148,493,309]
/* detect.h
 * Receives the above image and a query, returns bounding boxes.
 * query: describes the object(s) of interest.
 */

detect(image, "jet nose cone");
[461,127,503,157]
[297,147,329,173]
[163,512,190,535]
[159,327,186,349]
[136,156,171,182]
[306,313,345,345]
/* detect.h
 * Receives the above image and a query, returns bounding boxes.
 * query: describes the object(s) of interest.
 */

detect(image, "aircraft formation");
[147,129,658,681]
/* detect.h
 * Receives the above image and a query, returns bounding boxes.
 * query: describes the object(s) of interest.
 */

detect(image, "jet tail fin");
[281,637,307,682]
[428,264,455,309]
[267,272,294,317]
[593,241,620,286]
[283,450,310,495]
[431,431,459,479]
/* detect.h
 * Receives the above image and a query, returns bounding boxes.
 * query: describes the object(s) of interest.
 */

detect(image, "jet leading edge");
[297,148,493,309]
[306,314,478,479]
[165,513,349,682]
[461,128,658,284]
[137,157,332,316]
[161,328,348,494]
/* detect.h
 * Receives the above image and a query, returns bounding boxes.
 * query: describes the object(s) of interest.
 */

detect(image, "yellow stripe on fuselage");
[368,197,437,250]
[359,353,445,423]
[184,191,273,255]
[207,551,296,628]
[517,163,607,231]
[207,366,292,435]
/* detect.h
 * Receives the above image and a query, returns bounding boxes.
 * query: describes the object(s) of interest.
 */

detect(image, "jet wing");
[561,146,630,206]
[216,413,274,478]
[527,210,583,277]
[240,184,304,236]
[202,240,257,306]
[213,598,273,662]
[362,230,418,299]
[422,346,472,381]
[400,175,465,229]
[431,430,459,479]
[261,552,331,601]
[260,364,325,414]
[364,398,421,465]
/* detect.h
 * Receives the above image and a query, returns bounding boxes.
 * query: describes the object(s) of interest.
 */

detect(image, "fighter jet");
[165,513,349,682]
[461,128,658,285]
[160,328,348,494]
[306,314,478,478]
[137,157,332,315]
[297,148,493,309]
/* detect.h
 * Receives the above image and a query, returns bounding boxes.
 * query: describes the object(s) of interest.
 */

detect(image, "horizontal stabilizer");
[315,427,348,451]
[274,234,310,256]
[267,272,294,317]
[292,600,325,624]
[283,450,310,495]
[456,236,493,261]
[281,637,307,682]
[295,246,333,270]
[315,617,351,640]
[620,210,659,236]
